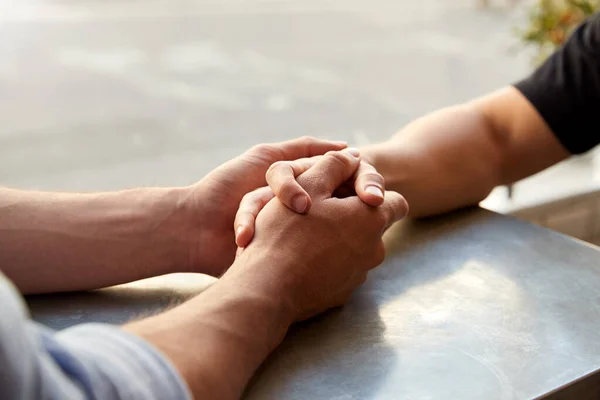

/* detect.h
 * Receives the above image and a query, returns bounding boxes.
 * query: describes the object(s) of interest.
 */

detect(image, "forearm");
[363,87,569,217]
[125,267,292,400]
[362,104,502,217]
[0,187,191,294]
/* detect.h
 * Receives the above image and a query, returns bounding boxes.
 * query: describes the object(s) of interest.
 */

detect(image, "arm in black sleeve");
[515,13,600,154]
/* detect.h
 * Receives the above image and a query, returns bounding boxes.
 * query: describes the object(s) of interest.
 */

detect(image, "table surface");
[27,209,600,399]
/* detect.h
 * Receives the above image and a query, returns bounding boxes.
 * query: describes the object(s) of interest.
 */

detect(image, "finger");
[266,157,320,213]
[353,162,385,207]
[234,187,275,247]
[378,191,409,230]
[370,242,386,270]
[298,148,361,198]
[274,136,348,161]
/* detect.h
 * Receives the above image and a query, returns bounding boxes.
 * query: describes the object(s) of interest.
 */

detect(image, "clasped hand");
[213,137,409,322]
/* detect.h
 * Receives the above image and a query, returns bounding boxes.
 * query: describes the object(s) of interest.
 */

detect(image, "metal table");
[27,209,600,399]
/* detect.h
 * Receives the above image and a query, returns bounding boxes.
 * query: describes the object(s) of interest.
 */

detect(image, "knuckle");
[359,172,384,185]
[398,195,409,217]
[278,180,299,200]
[295,136,318,153]
[325,151,353,169]
[240,191,257,205]
[266,160,287,178]
[359,161,377,172]
[388,193,409,219]
[234,211,248,226]
[374,208,389,228]
[249,143,280,160]
[298,135,316,143]
[249,143,267,154]
[237,205,254,217]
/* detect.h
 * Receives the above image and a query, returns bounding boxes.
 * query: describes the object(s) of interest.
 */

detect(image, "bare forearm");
[126,266,292,400]
[363,104,501,217]
[0,187,191,294]
[363,87,569,217]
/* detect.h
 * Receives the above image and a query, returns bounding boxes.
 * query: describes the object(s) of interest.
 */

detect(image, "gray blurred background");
[0,0,530,191]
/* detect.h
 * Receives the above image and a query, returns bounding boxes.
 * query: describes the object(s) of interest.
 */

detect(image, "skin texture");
[361,87,570,217]
[0,137,352,293]
[240,87,570,249]
[0,186,190,294]
[11,85,564,294]
[1,84,572,399]
[0,136,390,293]
[234,148,386,248]
[126,150,408,400]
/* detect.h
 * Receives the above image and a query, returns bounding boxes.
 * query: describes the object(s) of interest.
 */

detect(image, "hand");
[225,150,408,321]
[234,149,387,247]
[126,151,407,399]
[182,137,347,277]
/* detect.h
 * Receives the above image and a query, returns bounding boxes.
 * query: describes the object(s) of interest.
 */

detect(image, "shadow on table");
[244,208,494,399]
[30,208,588,399]
[27,281,208,330]
[245,294,392,400]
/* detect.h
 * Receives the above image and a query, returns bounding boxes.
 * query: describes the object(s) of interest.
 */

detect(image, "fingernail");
[236,226,244,240]
[365,186,384,199]
[332,140,348,146]
[292,195,308,213]
[343,147,360,157]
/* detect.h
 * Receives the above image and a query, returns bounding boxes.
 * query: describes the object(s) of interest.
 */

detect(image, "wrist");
[225,251,299,325]
[125,274,292,399]
[207,274,294,347]
[174,181,241,277]
[126,186,195,275]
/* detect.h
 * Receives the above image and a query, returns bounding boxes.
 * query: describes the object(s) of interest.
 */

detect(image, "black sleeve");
[514,13,600,155]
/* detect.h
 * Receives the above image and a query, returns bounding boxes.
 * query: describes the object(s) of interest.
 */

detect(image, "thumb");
[297,148,361,199]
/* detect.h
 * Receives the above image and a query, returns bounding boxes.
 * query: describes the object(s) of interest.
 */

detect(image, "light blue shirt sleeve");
[0,274,191,400]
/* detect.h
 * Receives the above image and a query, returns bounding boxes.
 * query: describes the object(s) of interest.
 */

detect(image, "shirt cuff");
[51,323,192,400]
